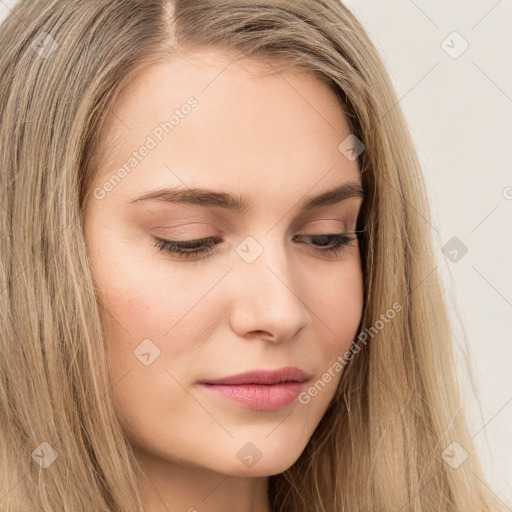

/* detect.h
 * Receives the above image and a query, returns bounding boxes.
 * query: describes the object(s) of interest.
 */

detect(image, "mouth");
[197,366,311,411]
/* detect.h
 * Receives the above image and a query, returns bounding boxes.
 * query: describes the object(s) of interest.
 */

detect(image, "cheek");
[87,232,183,338]
[96,253,224,373]
[312,259,364,345]
[119,296,145,317]
[308,272,363,397]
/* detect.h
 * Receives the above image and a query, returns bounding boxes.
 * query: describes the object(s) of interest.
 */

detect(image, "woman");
[0,1,502,511]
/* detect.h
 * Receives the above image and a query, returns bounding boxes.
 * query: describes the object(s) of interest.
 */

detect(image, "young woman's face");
[83,50,364,478]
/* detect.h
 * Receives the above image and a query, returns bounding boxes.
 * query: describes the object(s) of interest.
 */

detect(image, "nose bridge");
[228,231,311,339]
[236,229,294,293]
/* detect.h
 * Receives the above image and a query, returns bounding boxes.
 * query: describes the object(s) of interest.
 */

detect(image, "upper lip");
[198,366,311,386]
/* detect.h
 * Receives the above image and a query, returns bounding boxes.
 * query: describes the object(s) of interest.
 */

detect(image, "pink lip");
[197,366,311,411]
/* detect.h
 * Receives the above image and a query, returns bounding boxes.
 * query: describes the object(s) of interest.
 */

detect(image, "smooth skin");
[83,49,364,512]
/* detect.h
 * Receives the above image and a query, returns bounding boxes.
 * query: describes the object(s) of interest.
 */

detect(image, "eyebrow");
[129,180,365,213]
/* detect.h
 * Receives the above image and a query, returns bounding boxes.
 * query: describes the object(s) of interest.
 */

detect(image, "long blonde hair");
[0,1,501,510]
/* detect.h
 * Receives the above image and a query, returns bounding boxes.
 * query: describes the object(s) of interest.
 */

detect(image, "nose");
[228,239,312,343]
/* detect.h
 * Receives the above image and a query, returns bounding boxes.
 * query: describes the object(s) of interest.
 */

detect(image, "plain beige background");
[1,0,510,507]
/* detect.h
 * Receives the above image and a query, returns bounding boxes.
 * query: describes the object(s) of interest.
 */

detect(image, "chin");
[227,447,305,478]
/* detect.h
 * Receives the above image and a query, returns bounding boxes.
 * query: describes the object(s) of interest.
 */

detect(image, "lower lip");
[198,381,306,411]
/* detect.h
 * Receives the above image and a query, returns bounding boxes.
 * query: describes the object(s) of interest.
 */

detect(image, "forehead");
[90,49,360,204]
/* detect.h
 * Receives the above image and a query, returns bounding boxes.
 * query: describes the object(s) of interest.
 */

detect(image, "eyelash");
[151,231,363,261]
